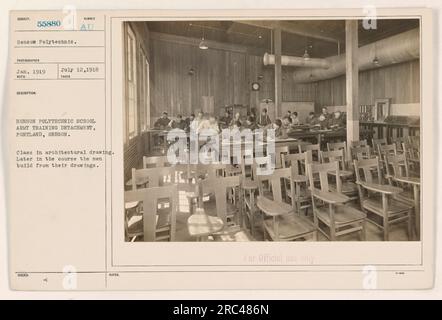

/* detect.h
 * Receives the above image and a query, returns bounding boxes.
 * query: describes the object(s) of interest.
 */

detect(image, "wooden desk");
[144,128,170,155]
[360,121,420,143]
[289,127,373,147]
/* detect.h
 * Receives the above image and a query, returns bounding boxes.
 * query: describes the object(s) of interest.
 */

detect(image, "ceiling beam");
[232,21,339,43]
[149,31,266,56]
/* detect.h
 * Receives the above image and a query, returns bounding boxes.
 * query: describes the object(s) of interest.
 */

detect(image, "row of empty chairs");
[124,135,420,242]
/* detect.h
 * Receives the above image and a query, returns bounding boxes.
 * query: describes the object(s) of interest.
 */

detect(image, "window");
[144,57,150,129]
[139,48,150,132]
[126,26,137,140]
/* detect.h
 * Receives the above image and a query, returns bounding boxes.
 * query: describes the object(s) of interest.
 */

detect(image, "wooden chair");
[256,167,317,241]
[300,150,321,188]
[350,145,372,161]
[188,175,246,242]
[408,135,420,146]
[225,145,252,177]
[200,175,243,229]
[406,136,420,171]
[307,161,366,240]
[142,155,169,168]
[327,141,349,162]
[353,157,414,241]
[124,185,178,241]
[372,138,387,155]
[350,140,368,148]
[392,137,407,154]
[402,142,420,177]
[240,157,267,237]
[384,153,420,238]
[377,144,397,175]
[281,153,312,215]
[240,153,257,181]
[299,143,320,162]
[320,149,358,200]
[273,146,290,169]
[124,200,143,242]
[377,143,397,158]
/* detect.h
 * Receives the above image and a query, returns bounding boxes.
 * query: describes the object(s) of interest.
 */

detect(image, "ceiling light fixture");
[372,56,380,66]
[199,38,208,50]
[372,42,380,66]
[199,26,208,50]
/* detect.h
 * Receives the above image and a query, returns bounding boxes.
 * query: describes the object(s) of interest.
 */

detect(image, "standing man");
[257,108,272,128]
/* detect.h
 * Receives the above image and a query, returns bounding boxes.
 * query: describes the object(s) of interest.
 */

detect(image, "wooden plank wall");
[149,35,419,118]
[313,59,420,107]
[149,37,317,119]
[149,38,254,118]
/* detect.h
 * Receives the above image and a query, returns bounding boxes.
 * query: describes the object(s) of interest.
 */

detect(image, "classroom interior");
[123,19,421,242]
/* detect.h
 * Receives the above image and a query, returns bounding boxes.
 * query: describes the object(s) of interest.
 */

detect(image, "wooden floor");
[130,184,413,242]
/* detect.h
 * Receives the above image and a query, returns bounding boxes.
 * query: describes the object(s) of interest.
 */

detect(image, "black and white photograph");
[3,2,438,293]
[123,18,421,243]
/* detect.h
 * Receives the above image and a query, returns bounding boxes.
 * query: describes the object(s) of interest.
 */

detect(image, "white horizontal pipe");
[292,28,420,83]
[263,52,330,69]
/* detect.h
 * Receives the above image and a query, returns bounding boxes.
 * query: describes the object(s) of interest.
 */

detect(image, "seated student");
[190,112,203,132]
[197,115,220,134]
[286,110,292,118]
[317,114,330,129]
[305,112,318,126]
[329,110,346,129]
[154,112,171,129]
[266,119,286,138]
[170,114,187,130]
[185,113,195,131]
[277,119,288,138]
[281,116,294,133]
[257,108,272,128]
[209,115,220,133]
[242,116,257,131]
[219,110,232,129]
[291,111,300,125]
[321,107,331,120]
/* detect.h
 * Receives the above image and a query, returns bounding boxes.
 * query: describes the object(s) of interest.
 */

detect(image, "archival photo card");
[5,7,434,290]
